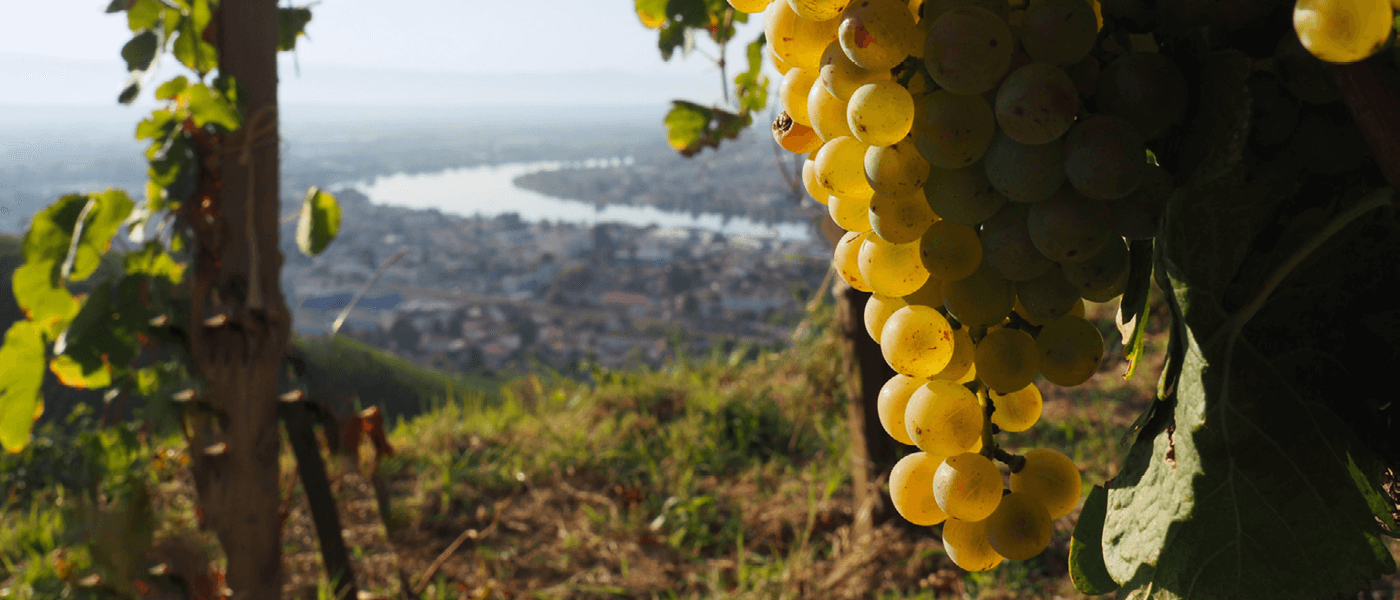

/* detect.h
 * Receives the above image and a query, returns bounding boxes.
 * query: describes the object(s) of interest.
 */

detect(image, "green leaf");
[183,83,243,131]
[0,320,46,453]
[636,0,668,28]
[11,262,80,337]
[1115,239,1154,379]
[61,281,141,377]
[121,30,160,73]
[50,355,112,390]
[155,76,189,101]
[136,109,179,141]
[1069,485,1119,595]
[1178,51,1252,187]
[172,17,218,74]
[666,0,710,26]
[119,78,142,105]
[106,0,130,13]
[296,187,342,257]
[278,7,313,51]
[126,0,163,31]
[664,101,752,157]
[658,21,690,61]
[22,194,91,264]
[125,241,184,285]
[733,34,769,113]
[69,190,135,283]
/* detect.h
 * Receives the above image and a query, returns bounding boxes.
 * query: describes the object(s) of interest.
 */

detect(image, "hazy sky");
[0,0,769,108]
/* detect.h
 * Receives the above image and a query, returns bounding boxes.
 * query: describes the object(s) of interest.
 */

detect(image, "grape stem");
[978,386,996,459]
[993,448,1026,473]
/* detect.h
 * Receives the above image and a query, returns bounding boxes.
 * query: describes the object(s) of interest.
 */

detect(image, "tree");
[637,0,1400,596]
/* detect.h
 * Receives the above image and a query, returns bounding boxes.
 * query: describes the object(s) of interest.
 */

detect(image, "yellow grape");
[808,81,857,141]
[766,0,841,71]
[924,162,1008,226]
[881,305,956,378]
[1294,0,1393,63]
[865,136,930,198]
[919,220,982,281]
[942,518,1005,571]
[984,491,1053,560]
[890,452,951,524]
[922,0,1012,21]
[1035,314,1103,386]
[924,6,1015,95]
[943,261,1014,328]
[815,136,874,200]
[865,293,909,344]
[829,192,875,231]
[989,383,1041,432]
[878,373,926,445]
[789,0,849,20]
[931,326,975,382]
[913,90,996,169]
[1019,0,1099,66]
[780,67,821,126]
[870,190,936,244]
[730,0,774,13]
[803,156,831,205]
[902,274,945,309]
[771,47,796,75]
[904,380,983,455]
[848,81,916,147]
[974,327,1039,393]
[1010,448,1082,518]
[1013,295,1083,326]
[933,451,1003,521]
[834,230,875,292]
[819,40,893,101]
[838,0,919,71]
[859,235,930,297]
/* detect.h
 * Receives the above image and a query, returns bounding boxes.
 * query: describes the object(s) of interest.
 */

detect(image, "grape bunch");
[736,0,1190,571]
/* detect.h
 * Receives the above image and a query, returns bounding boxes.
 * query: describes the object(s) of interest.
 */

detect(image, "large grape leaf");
[0,320,46,453]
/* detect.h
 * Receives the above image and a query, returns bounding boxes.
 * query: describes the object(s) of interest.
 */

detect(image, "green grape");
[870,190,937,243]
[1014,295,1082,326]
[866,136,930,197]
[1026,187,1111,263]
[933,451,1003,521]
[1294,0,1393,63]
[1010,447,1082,518]
[834,230,876,292]
[861,235,931,299]
[905,381,983,455]
[1035,314,1103,386]
[815,136,874,200]
[922,0,1011,21]
[984,491,1053,560]
[995,62,1079,145]
[730,0,774,12]
[881,305,956,378]
[979,204,1053,281]
[924,6,1015,95]
[819,39,893,101]
[1015,264,1081,323]
[974,328,1039,393]
[983,133,1065,204]
[803,156,831,206]
[766,0,841,71]
[919,220,983,281]
[890,452,950,524]
[849,81,916,147]
[902,274,945,308]
[1104,163,1171,240]
[866,293,909,344]
[780,67,821,127]
[913,90,996,169]
[838,0,919,71]
[942,518,1005,571]
[789,0,850,20]
[932,326,975,382]
[877,373,925,444]
[809,79,857,141]
[1096,52,1188,140]
[1019,0,1099,66]
[924,162,1008,225]
[829,192,875,232]
[1063,115,1146,200]
[989,383,1041,432]
[1062,236,1129,302]
[943,261,1014,328]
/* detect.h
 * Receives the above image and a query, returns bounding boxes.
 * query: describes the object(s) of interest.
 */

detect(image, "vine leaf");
[50,354,112,390]
[0,320,46,453]
[733,34,769,113]
[1069,485,1119,594]
[121,30,159,74]
[635,0,668,29]
[173,12,217,75]
[664,101,751,157]
[1178,50,1252,187]
[296,187,341,257]
[155,76,189,101]
[1115,238,1154,379]
[184,83,243,131]
[277,7,313,51]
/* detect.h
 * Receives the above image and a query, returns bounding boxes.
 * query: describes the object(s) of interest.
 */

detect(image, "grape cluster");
[737,0,1191,571]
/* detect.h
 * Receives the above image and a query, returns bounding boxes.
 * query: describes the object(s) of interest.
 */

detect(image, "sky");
[0,0,769,111]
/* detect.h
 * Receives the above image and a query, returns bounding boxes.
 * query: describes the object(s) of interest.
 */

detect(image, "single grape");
[1063,115,1146,200]
[789,0,849,20]
[975,327,1040,393]
[919,220,983,281]
[984,491,1054,560]
[1015,264,1081,323]
[882,305,956,378]
[816,136,875,200]
[773,113,825,154]
[902,274,945,308]
[924,162,1008,226]
[905,381,984,455]
[922,0,1011,21]
[780,67,821,127]
[932,326,975,382]
[943,518,1005,571]
[924,6,1015,96]
[1294,0,1394,63]
[989,383,1042,432]
[1062,236,1129,302]
[1035,314,1104,386]
[933,452,1003,521]
[829,192,875,231]
[866,136,930,197]
[849,81,916,147]
[838,0,919,71]
[994,62,1079,145]
[771,47,796,75]
[819,39,893,101]
[913,90,997,169]
[866,294,909,344]
[1010,447,1083,518]
[870,190,937,243]
[1096,52,1188,140]
[1026,187,1111,263]
[767,0,842,71]
[803,157,832,206]
[730,0,774,12]
[809,79,857,141]
[942,261,1014,328]
[859,234,931,297]
[983,133,1065,204]
[834,230,876,292]
[877,373,926,444]
[1104,164,1171,240]
[1019,0,1099,66]
[1015,295,1084,325]
[979,203,1053,281]
[890,451,951,524]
